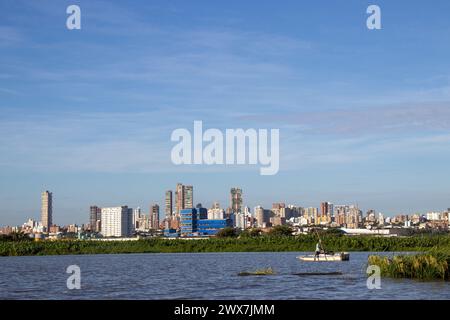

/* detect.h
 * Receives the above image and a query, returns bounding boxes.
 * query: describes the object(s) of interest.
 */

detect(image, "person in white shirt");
[314,242,322,261]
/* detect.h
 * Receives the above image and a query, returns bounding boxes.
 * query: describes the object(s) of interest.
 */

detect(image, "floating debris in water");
[238,267,275,276]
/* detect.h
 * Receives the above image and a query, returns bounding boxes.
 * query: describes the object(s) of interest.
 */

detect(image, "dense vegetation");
[1,233,450,257]
[368,249,450,281]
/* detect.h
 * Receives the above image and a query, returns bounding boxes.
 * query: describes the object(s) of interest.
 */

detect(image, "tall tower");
[175,183,194,215]
[133,207,141,230]
[90,205,101,232]
[165,190,173,220]
[41,191,53,231]
[175,183,185,216]
[320,202,333,224]
[230,188,243,213]
[150,204,160,229]
[184,185,193,209]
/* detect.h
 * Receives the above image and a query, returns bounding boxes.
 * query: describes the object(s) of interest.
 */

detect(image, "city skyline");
[1,186,449,228]
[2,0,450,225]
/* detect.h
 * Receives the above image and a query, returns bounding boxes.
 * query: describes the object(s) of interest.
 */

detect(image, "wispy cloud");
[0,26,23,46]
[236,101,450,136]
[0,111,171,172]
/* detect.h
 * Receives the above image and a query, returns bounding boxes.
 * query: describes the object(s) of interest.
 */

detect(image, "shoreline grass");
[368,249,450,281]
[1,234,450,257]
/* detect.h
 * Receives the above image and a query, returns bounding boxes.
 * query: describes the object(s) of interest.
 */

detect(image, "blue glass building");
[178,207,232,237]
[197,219,233,235]
[180,208,197,235]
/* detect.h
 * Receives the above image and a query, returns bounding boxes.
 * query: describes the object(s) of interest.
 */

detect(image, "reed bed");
[368,250,450,281]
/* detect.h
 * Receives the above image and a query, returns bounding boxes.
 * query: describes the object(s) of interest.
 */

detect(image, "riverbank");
[1,234,450,256]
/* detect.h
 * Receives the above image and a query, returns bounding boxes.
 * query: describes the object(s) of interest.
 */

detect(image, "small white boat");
[297,252,350,262]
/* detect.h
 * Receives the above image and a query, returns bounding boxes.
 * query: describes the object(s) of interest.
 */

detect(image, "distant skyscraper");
[165,190,173,219]
[272,203,288,218]
[89,205,102,232]
[347,205,362,229]
[41,191,53,231]
[255,205,270,228]
[185,185,193,209]
[175,183,194,215]
[320,202,333,216]
[304,207,318,225]
[320,202,333,224]
[133,207,142,229]
[175,183,185,215]
[101,206,133,237]
[150,204,160,229]
[230,188,243,213]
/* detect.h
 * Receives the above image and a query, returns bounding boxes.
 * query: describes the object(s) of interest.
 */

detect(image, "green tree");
[268,225,293,237]
[9,231,31,241]
[216,227,237,238]
[240,228,262,238]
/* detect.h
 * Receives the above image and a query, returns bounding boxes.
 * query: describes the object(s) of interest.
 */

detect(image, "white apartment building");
[235,212,247,230]
[133,207,141,229]
[207,207,225,220]
[426,212,442,221]
[101,206,133,237]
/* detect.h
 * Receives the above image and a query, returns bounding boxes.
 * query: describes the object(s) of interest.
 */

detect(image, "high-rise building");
[304,207,318,225]
[208,202,225,220]
[180,208,197,236]
[272,203,284,215]
[89,205,102,232]
[235,212,248,230]
[365,209,377,225]
[254,205,270,228]
[41,191,53,231]
[272,203,292,220]
[100,206,133,237]
[133,207,141,229]
[347,205,362,229]
[175,183,194,215]
[230,188,243,213]
[165,190,173,219]
[320,202,333,224]
[334,205,350,226]
[185,185,193,209]
[175,183,185,215]
[150,204,160,229]
[378,212,385,226]
[136,213,150,231]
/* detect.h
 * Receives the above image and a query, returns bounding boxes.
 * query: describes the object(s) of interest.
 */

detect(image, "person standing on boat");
[314,242,322,261]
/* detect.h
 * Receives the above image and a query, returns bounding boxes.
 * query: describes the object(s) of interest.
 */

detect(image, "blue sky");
[1,0,450,226]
